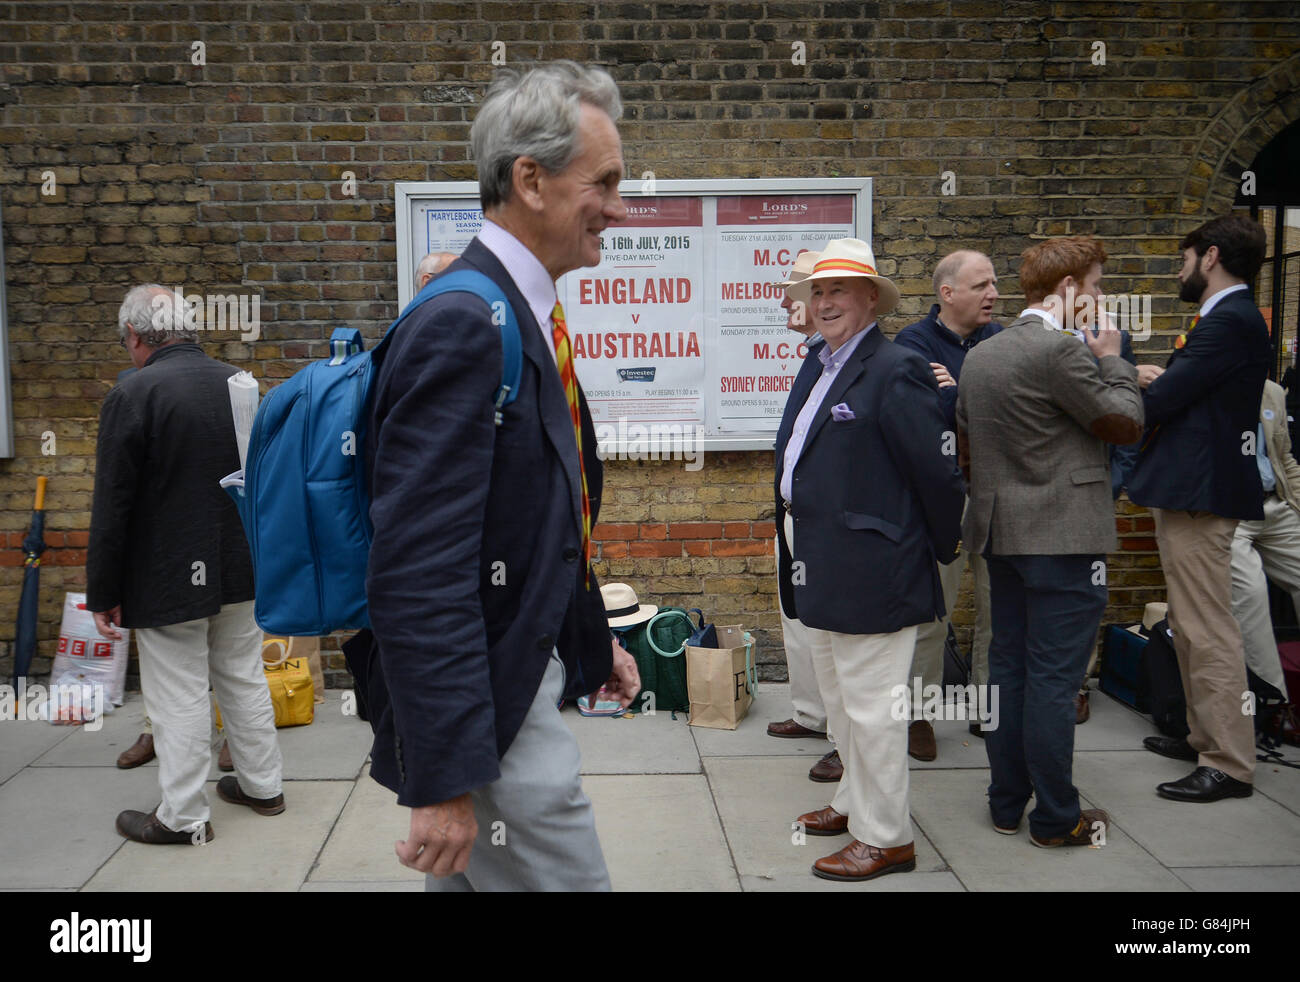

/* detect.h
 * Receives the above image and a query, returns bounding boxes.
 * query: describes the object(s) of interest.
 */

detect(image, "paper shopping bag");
[686,626,757,730]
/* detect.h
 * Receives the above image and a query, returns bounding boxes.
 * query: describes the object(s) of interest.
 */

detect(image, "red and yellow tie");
[551,302,592,570]
[1174,314,1199,350]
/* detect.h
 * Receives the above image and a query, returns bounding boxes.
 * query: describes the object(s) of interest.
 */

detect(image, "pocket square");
[831,403,856,421]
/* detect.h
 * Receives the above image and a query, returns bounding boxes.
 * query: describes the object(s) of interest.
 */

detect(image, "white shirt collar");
[1198,282,1248,319]
[477,219,558,360]
[1020,306,1063,332]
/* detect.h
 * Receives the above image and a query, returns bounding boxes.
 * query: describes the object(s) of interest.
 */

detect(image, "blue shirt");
[893,304,1003,430]
[780,325,873,505]
[1258,422,1276,493]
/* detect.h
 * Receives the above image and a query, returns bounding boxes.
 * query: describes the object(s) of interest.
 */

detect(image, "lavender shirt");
[780,324,874,505]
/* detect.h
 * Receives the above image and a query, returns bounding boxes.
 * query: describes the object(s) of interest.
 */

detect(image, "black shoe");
[968,721,987,739]
[1143,735,1197,762]
[1156,766,1252,803]
[116,808,213,845]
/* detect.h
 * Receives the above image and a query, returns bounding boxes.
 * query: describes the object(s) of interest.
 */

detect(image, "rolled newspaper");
[228,371,259,472]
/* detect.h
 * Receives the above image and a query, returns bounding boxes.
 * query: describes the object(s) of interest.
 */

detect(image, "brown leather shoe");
[216,776,285,816]
[808,749,843,783]
[217,740,233,772]
[812,839,915,881]
[908,719,937,761]
[795,805,849,836]
[116,733,155,769]
[767,718,826,739]
[1030,808,1108,848]
[116,808,213,845]
[1075,688,1090,725]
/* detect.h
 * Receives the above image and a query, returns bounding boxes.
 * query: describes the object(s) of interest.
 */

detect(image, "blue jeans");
[984,553,1107,838]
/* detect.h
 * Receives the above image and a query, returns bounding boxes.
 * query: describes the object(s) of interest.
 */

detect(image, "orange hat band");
[811,258,878,276]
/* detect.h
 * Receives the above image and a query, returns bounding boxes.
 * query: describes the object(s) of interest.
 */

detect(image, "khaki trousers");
[1230,494,1300,695]
[774,536,829,736]
[786,513,916,847]
[1151,508,1255,783]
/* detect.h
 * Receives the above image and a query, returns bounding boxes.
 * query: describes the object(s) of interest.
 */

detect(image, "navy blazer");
[892,303,1003,431]
[774,327,965,635]
[359,237,612,808]
[1127,289,1270,519]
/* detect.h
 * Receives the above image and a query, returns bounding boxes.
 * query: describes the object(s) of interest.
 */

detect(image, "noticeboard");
[395,178,871,451]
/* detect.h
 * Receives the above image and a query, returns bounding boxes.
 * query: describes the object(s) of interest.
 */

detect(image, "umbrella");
[12,476,48,689]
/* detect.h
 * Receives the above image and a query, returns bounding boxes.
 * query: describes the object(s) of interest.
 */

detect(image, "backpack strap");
[382,270,524,426]
[328,328,365,365]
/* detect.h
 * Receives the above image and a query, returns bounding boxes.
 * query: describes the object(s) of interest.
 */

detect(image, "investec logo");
[50,912,151,962]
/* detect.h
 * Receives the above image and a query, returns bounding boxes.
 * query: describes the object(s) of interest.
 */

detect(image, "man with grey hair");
[893,251,1000,753]
[359,61,639,891]
[415,251,459,291]
[89,284,284,845]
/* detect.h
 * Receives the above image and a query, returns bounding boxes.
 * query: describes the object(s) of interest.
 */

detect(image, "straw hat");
[777,249,821,288]
[785,238,901,315]
[601,582,657,628]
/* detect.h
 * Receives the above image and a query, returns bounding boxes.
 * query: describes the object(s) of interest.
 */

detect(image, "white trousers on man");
[786,514,916,847]
[134,600,282,833]
[1230,494,1300,695]
[775,536,829,736]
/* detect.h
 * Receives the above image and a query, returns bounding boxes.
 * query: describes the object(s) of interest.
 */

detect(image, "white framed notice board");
[395,178,871,451]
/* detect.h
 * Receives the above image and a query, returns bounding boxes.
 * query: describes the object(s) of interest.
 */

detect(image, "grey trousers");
[426,652,611,892]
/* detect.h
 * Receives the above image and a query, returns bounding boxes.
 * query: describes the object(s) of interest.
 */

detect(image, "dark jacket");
[87,343,254,627]
[360,237,612,809]
[1127,289,1271,519]
[892,304,1003,430]
[774,328,964,634]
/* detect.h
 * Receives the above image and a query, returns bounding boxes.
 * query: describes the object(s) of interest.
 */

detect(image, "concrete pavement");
[2,685,1299,891]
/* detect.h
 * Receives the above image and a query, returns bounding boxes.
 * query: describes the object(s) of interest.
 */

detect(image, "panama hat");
[785,238,901,315]
[601,582,658,628]
[777,249,822,288]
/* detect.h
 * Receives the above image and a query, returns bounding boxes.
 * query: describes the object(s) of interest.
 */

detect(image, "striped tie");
[1174,314,1199,350]
[551,302,592,570]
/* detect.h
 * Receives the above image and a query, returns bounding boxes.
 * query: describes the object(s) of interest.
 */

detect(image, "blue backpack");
[225,270,523,636]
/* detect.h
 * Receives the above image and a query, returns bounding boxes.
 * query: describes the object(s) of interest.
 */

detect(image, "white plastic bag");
[47,592,128,719]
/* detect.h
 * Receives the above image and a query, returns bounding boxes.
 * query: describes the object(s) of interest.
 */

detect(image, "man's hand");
[930,362,956,388]
[93,606,123,641]
[397,793,477,877]
[596,637,641,709]
[1136,364,1165,389]
[1082,323,1123,360]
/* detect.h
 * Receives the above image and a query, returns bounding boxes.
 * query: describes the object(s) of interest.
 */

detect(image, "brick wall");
[1,1,1298,686]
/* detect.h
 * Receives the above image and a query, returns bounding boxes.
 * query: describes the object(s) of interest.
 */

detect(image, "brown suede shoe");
[812,839,915,881]
[767,718,826,739]
[216,776,285,816]
[116,808,213,845]
[116,733,155,769]
[1030,808,1108,848]
[795,805,849,836]
[217,740,233,772]
[1075,688,1090,725]
[808,749,843,783]
[908,719,937,761]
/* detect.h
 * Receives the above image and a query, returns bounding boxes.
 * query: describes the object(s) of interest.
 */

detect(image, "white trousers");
[135,600,282,832]
[775,535,828,735]
[786,513,916,847]
[1230,494,1300,696]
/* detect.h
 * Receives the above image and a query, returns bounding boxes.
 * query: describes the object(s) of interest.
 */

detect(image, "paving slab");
[702,755,946,891]
[0,765,157,889]
[908,767,1188,891]
[565,706,701,774]
[82,779,350,892]
[741,871,966,892]
[1252,755,1300,817]
[1173,866,1300,891]
[1074,691,1166,751]
[29,695,156,768]
[583,774,739,891]
[268,691,373,781]
[309,766,422,885]
[689,686,832,759]
[1074,750,1300,868]
[0,718,77,785]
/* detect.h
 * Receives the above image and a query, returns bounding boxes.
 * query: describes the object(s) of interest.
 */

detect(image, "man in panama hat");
[775,238,964,881]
